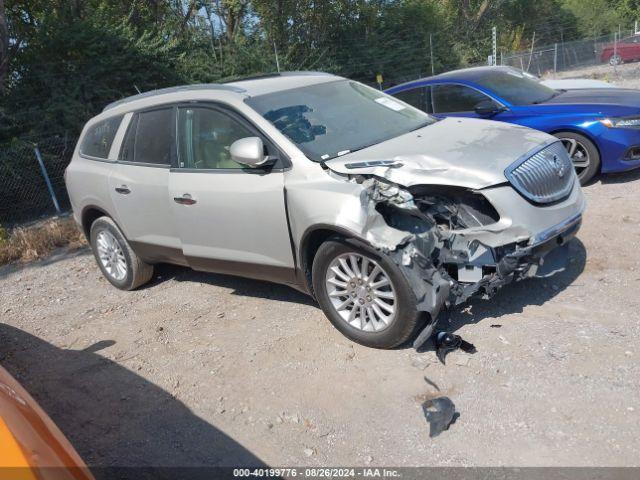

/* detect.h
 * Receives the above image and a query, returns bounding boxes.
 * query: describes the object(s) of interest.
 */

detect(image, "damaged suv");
[66,72,585,349]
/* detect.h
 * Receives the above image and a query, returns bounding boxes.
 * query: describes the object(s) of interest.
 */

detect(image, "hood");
[542,88,640,108]
[325,117,554,190]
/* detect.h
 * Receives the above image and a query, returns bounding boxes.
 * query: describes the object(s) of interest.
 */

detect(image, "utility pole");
[492,26,497,66]
[429,34,435,75]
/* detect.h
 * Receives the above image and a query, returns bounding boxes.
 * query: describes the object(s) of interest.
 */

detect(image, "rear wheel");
[553,131,601,185]
[609,54,623,66]
[312,237,424,349]
[90,216,154,290]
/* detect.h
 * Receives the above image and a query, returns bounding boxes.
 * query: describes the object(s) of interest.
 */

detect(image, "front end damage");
[352,175,581,329]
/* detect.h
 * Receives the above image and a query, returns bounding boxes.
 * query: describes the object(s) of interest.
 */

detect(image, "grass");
[0,217,87,265]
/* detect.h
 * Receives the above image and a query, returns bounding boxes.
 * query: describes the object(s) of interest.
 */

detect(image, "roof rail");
[224,71,335,83]
[102,83,245,112]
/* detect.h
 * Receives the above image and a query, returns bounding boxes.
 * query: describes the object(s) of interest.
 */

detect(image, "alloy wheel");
[325,253,397,332]
[560,137,590,180]
[96,230,128,281]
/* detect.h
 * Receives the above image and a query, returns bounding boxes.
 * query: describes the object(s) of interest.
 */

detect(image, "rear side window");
[120,108,175,165]
[80,116,123,159]
[392,86,432,113]
[432,84,488,113]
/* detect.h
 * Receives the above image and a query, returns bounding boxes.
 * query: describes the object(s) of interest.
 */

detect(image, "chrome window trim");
[78,153,116,163]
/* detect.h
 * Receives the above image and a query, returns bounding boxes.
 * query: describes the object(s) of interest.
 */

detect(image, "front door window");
[177,107,254,169]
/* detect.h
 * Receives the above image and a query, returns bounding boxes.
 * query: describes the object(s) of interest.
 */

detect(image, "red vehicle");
[601,34,640,65]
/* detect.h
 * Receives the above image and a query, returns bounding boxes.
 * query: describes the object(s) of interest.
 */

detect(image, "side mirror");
[474,99,504,117]
[230,137,273,168]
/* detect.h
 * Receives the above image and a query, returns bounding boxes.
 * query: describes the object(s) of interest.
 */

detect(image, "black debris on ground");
[422,396,458,437]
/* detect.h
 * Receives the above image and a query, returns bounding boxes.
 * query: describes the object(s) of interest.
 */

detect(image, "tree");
[0,0,8,89]
[561,0,623,37]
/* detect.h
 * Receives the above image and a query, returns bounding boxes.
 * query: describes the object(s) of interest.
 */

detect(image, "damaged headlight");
[599,117,640,129]
[412,187,500,230]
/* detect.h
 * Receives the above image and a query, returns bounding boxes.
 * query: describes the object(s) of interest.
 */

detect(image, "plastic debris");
[422,397,458,437]
[435,331,476,365]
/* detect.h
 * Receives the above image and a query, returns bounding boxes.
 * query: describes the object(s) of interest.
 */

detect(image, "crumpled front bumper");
[500,209,582,277]
[451,209,583,304]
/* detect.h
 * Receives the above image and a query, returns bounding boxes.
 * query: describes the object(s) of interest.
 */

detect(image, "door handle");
[174,193,197,205]
[115,185,131,195]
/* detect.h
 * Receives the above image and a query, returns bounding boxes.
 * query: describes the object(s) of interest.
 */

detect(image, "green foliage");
[0,0,636,144]
[561,0,624,37]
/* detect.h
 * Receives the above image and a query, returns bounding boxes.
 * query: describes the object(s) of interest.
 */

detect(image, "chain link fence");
[2,27,640,229]
[1,135,75,226]
[500,31,636,76]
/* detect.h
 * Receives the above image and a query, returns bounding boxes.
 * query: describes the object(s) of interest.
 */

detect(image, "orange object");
[0,365,93,480]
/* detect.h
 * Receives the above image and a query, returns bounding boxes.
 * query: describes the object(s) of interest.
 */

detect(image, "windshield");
[473,70,559,105]
[245,80,435,161]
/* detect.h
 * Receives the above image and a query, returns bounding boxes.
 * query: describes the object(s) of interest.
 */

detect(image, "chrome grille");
[505,142,575,204]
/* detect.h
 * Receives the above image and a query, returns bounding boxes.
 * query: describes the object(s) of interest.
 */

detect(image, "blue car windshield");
[246,80,435,161]
[473,71,559,105]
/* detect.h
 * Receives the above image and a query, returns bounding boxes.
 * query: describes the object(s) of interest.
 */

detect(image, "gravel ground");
[2,87,640,470]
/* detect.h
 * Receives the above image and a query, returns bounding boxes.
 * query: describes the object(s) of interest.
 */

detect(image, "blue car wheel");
[554,131,601,185]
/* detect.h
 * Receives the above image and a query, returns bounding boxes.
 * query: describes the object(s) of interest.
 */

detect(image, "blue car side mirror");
[474,100,505,117]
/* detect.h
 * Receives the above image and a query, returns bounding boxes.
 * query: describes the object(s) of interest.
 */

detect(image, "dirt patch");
[544,61,640,89]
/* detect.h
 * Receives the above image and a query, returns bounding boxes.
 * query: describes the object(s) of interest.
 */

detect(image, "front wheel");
[312,237,424,349]
[609,54,623,66]
[90,216,154,290]
[553,131,601,185]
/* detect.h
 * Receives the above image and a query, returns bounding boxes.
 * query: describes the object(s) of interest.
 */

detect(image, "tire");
[609,54,622,66]
[553,131,601,185]
[312,236,424,349]
[89,216,154,290]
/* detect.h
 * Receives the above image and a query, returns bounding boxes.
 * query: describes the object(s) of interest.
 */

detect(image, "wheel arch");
[299,224,371,297]
[549,128,602,161]
[81,205,120,240]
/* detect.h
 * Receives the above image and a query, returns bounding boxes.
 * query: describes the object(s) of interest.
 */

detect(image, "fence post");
[34,146,62,214]
[554,43,558,73]
[492,26,497,66]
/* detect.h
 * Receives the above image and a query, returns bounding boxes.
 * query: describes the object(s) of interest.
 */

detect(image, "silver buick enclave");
[66,72,585,348]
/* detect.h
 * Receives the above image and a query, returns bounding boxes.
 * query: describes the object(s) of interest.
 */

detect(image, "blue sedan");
[385,66,640,184]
